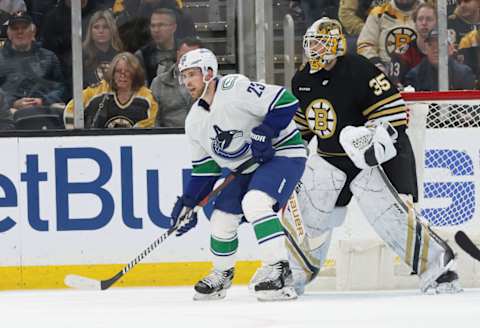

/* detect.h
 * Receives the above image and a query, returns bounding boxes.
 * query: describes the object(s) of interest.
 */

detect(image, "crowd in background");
[0,0,478,131]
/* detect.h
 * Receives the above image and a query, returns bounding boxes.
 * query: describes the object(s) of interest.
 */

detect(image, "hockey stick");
[64,157,258,290]
[455,230,480,262]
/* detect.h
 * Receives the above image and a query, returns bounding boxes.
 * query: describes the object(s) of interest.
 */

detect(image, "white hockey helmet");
[303,17,347,73]
[178,48,218,83]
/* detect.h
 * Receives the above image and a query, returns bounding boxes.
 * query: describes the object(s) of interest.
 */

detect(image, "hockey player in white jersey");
[170,48,307,301]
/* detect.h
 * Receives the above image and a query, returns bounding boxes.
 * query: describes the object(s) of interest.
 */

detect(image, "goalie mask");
[303,17,347,74]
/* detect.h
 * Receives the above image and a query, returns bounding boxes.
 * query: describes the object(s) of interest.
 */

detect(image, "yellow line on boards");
[0,261,262,291]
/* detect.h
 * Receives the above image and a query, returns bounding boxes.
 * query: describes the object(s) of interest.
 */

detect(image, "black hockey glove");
[250,123,278,163]
[170,196,198,236]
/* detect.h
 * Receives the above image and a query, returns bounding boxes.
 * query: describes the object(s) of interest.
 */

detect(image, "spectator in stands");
[0,88,15,130]
[150,37,202,127]
[0,0,26,13]
[291,0,338,25]
[0,12,65,112]
[64,52,158,129]
[357,0,419,81]
[24,0,57,36]
[135,7,177,86]
[458,30,480,88]
[448,0,480,44]
[338,0,388,52]
[404,29,476,91]
[392,3,437,87]
[0,0,26,42]
[114,0,195,53]
[41,0,102,101]
[83,10,124,88]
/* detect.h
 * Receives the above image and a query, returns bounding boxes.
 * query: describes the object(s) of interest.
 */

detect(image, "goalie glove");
[170,196,198,236]
[339,123,397,169]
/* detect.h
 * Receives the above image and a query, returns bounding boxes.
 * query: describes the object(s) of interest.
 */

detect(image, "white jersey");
[185,74,306,177]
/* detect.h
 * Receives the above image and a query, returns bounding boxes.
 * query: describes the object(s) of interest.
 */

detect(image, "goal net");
[310,90,480,291]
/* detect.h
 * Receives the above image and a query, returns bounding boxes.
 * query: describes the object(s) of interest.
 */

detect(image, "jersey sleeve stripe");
[367,106,407,119]
[273,89,299,108]
[362,93,403,116]
[267,88,286,112]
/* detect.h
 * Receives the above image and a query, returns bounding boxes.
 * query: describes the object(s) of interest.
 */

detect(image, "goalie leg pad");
[350,167,455,290]
[281,155,348,294]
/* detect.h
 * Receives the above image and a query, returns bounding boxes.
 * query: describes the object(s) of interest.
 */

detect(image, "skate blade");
[193,289,227,301]
[255,286,298,302]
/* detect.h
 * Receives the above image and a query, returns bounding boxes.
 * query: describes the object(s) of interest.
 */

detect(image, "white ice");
[2,286,479,328]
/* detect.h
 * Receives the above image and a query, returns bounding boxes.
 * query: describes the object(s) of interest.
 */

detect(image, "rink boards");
[0,129,479,290]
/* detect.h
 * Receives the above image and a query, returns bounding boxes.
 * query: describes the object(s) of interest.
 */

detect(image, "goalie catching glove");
[339,122,397,169]
[170,196,198,236]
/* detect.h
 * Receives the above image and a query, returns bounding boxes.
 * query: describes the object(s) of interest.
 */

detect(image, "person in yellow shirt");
[64,52,158,129]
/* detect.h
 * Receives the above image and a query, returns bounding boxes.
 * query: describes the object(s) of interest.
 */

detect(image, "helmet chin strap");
[199,75,214,101]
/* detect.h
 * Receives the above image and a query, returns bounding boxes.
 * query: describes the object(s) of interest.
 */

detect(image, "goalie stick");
[455,231,480,262]
[64,157,257,291]
[375,165,454,255]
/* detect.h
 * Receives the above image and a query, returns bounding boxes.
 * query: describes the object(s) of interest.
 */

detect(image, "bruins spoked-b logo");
[211,125,250,159]
[306,99,337,139]
[385,27,416,57]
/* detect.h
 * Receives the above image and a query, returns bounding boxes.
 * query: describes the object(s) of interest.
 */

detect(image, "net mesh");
[405,92,480,227]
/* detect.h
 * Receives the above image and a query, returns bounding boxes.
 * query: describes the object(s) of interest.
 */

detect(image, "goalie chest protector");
[292,53,407,157]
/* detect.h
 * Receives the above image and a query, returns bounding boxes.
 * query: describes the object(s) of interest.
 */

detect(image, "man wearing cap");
[0,12,65,112]
[404,28,475,91]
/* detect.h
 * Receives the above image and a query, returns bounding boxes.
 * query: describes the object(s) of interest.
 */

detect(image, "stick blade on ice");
[64,274,102,290]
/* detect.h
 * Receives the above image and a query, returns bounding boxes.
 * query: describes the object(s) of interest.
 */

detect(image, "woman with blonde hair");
[83,10,124,87]
[64,52,158,129]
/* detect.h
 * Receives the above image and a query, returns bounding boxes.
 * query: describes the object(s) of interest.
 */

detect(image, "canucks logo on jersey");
[211,125,250,159]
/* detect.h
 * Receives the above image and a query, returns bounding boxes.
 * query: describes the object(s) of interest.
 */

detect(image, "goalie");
[285,17,462,295]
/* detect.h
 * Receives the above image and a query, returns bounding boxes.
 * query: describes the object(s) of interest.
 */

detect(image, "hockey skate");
[420,248,462,294]
[252,260,298,301]
[193,268,234,301]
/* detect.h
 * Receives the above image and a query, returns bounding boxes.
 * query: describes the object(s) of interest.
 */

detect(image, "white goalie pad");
[280,155,347,292]
[350,167,448,280]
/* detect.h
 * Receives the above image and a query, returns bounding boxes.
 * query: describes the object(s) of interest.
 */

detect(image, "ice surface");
[2,286,479,328]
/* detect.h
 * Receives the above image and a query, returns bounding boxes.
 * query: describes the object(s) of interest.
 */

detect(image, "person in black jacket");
[0,88,15,130]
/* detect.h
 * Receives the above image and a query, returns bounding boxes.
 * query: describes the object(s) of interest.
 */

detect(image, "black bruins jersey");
[64,80,158,128]
[293,53,408,157]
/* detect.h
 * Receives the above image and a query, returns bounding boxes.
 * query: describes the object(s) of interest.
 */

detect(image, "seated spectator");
[392,3,437,87]
[338,0,391,52]
[114,0,195,53]
[357,0,420,81]
[150,37,202,127]
[83,10,123,88]
[448,0,480,43]
[0,12,65,112]
[0,0,26,42]
[404,29,476,91]
[0,88,15,130]
[135,7,177,86]
[458,30,480,88]
[64,52,158,129]
[41,0,104,101]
